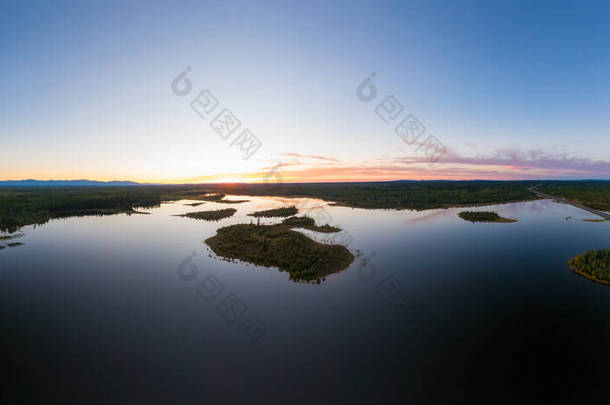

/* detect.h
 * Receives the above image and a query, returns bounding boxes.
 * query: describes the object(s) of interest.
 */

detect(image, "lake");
[1,196,609,403]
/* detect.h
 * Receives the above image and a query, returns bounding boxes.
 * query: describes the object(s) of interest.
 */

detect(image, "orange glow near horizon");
[3,151,610,184]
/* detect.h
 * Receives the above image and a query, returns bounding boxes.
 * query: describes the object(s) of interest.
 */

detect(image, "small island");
[281,216,341,233]
[216,200,250,204]
[458,211,517,223]
[198,193,225,201]
[215,199,250,204]
[176,208,237,221]
[184,202,205,207]
[186,193,249,204]
[205,220,353,283]
[568,249,610,286]
[249,206,298,218]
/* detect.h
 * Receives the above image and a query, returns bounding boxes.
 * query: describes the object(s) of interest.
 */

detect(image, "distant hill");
[0,179,141,187]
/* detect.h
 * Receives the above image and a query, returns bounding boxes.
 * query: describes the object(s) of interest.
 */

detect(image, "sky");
[1,0,609,182]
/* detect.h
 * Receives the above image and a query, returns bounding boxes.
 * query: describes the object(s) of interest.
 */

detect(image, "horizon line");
[2,178,610,186]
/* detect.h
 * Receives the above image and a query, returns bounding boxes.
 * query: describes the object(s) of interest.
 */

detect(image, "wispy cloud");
[387,148,610,178]
[175,149,610,183]
[278,153,339,163]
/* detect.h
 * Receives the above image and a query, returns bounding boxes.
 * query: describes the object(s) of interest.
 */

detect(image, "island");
[248,206,298,218]
[191,193,249,204]
[568,249,610,286]
[458,211,517,223]
[176,208,236,221]
[281,216,341,233]
[205,219,353,283]
[215,199,250,204]
[184,202,205,207]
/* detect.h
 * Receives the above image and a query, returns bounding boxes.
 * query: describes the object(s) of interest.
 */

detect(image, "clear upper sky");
[2,0,609,182]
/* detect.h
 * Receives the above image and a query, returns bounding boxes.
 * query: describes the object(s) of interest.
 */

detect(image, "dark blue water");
[1,197,609,403]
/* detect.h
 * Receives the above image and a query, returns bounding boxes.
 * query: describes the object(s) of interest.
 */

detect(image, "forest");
[1,180,608,233]
[205,180,540,210]
[536,181,610,211]
[0,186,180,233]
[568,249,610,285]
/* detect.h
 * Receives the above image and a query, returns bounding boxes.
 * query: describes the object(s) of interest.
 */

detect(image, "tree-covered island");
[176,208,237,221]
[568,249,610,286]
[458,211,517,223]
[248,206,298,218]
[205,218,353,283]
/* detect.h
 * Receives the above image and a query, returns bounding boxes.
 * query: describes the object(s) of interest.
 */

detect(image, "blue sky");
[1,0,609,181]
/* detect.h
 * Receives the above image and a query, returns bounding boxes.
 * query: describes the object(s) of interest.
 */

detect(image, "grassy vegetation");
[206,222,354,282]
[568,249,610,286]
[249,206,298,218]
[536,181,610,211]
[458,211,517,223]
[281,216,341,233]
[177,208,236,221]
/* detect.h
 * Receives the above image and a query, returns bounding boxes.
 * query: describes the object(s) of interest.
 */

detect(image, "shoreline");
[568,255,610,286]
[568,262,610,286]
[529,186,610,220]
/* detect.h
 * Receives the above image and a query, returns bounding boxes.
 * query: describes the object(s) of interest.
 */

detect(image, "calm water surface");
[1,197,609,403]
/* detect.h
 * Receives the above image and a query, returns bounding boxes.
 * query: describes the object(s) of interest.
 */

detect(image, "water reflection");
[1,196,609,403]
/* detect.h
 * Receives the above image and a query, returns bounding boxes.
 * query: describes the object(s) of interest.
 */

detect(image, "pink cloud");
[178,149,610,183]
